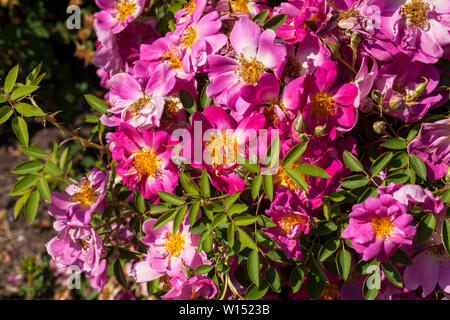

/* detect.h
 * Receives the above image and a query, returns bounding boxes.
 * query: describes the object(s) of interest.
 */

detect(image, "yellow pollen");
[264,99,284,123]
[71,180,98,207]
[279,213,307,234]
[132,148,161,179]
[114,0,137,22]
[161,46,182,69]
[183,0,196,14]
[127,96,152,117]
[337,8,359,21]
[320,283,340,300]
[76,238,89,250]
[275,164,304,192]
[205,133,238,168]
[236,54,265,85]
[230,0,249,13]
[371,217,394,239]
[310,92,335,120]
[163,232,186,257]
[401,0,430,28]
[164,96,181,118]
[180,27,197,49]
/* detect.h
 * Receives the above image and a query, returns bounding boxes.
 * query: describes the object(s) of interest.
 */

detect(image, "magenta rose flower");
[407,118,450,180]
[94,0,146,34]
[342,194,416,262]
[162,274,217,300]
[110,123,179,199]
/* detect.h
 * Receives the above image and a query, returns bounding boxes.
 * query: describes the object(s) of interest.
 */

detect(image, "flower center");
[282,55,302,79]
[320,283,340,300]
[71,180,98,206]
[183,0,196,14]
[337,8,359,21]
[275,164,305,192]
[76,238,89,251]
[163,232,186,257]
[180,27,197,48]
[371,217,394,238]
[132,148,161,179]
[236,54,264,85]
[230,0,249,13]
[401,0,429,28]
[310,92,335,120]
[114,0,137,22]
[127,96,152,117]
[161,46,182,69]
[205,132,238,168]
[279,213,307,234]
[164,96,181,118]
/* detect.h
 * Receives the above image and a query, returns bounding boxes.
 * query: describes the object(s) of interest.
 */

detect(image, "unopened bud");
[388,96,403,110]
[409,77,428,101]
[371,90,383,105]
[314,124,327,137]
[373,121,387,134]
[293,113,306,135]
[446,167,450,181]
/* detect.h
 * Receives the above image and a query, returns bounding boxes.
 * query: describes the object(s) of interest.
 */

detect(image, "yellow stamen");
[164,96,181,118]
[279,213,307,234]
[71,180,98,207]
[205,132,238,168]
[236,54,265,85]
[371,217,394,239]
[132,148,161,179]
[282,55,302,79]
[127,96,152,117]
[163,232,186,257]
[114,0,137,22]
[310,92,335,120]
[180,27,197,49]
[401,0,429,28]
[161,46,182,69]
[183,0,196,14]
[230,0,249,13]
[76,238,89,250]
[275,164,305,192]
[320,283,340,300]
[336,8,359,21]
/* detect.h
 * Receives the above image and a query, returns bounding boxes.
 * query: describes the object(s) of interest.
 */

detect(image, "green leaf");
[188,201,200,226]
[441,220,450,256]
[202,233,213,253]
[114,260,128,289]
[289,265,305,293]
[440,188,450,203]
[59,147,69,170]
[265,135,280,169]
[24,191,39,223]
[228,203,248,216]
[255,230,279,249]
[149,204,170,213]
[305,274,324,299]
[251,175,262,200]
[211,213,227,230]
[358,187,378,203]
[14,193,29,219]
[416,213,436,244]
[371,152,393,177]
[248,250,260,287]
[179,172,199,196]
[380,137,407,150]
[253,9,269,25]
[296,163,330,178]
[409,154,427,180]
[234,215,258,226]
[266,249,289,264]
[0,105,13,124]
[224,192,241,209]
[117,248,143,260]
[336,249,351,281]
[257,215,277,228]
[263,174,274,201]
[173,206,188,233]
[10,175,39,195]
[385,172,409,185]
[363,271,380,300]
[246,281,269,300]
[15,102,45,117]
[85,94,108,113]
[4,64,19,94]
[340,174,369,189]
[391,248,413,265]
[282,142,307,167]
[262,14,287,31]
[310,256,328,283]
[12,161,43,174]
[11,116,29,146]
[382,261,403,288]
[200,170,210,197]
[283,168,308,192]
[179,89,197,113]
[318,238,340,262]
[20,146,47,159]
[200,81,212,107]
[10,86,39,101]
[194,264,214,275]
[227,223,235,248]
[389,151,408,170]
[343,150,364,172]
[157,191,185,205]
[237,228,258,251]
[44,160,62,177]
[311,221,338,235]
[152,209,177,230]
[37,178,51,202]
[266,266,281,293]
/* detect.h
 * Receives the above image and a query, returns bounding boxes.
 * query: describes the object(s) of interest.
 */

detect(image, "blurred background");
[0,0,103,299]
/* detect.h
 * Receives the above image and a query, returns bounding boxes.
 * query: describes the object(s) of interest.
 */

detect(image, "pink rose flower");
[94,0,145,34]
